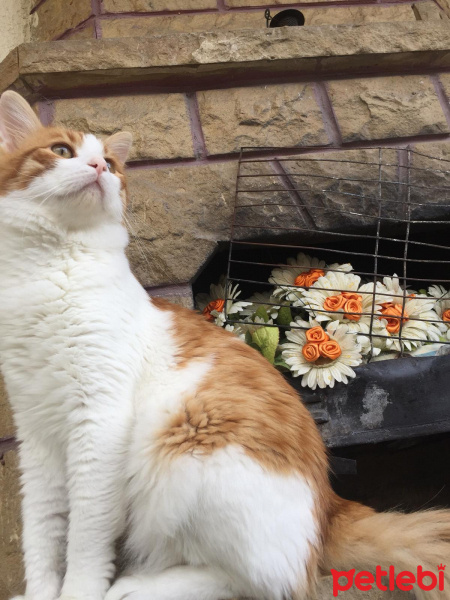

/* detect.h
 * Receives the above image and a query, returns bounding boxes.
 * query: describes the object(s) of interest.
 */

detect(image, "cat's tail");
[322,497,450,599]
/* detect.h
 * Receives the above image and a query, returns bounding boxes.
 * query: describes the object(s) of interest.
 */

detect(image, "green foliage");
[277,306,293,328]
[251,325,279,364]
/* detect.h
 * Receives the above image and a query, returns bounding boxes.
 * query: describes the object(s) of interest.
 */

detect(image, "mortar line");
[313,82,343,147]
[217,0,227,10]
[57,15,97,40]
[185,92,208,160]
[91,0,104,38]
[30,0,48,14]
[431,74,450,131]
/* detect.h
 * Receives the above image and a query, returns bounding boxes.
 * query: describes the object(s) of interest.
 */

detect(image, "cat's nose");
[88,157,107,176]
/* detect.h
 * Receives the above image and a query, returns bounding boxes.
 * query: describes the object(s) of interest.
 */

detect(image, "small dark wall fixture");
[265,9,305,28]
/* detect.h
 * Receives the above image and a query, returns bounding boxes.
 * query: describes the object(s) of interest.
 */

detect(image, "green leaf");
[251,326,280,364]
[245,331,253,345]
[274,356,290,371]
[277,306,293,327]
[254,306,270,323]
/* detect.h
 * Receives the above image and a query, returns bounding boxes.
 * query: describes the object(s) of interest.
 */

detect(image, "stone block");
[100,12,266,37]
[126,162,237,286]
[100,4,417,37]
[327,76,449,143]
[413,1,448,19]
[0,451,24,600]
[0,376,14,439]
[146,284,194,309]
[103,0,216,12]
[197,83,329,155]
[52,94,194,161]
[303,4,415,26]
[31,0,92,41]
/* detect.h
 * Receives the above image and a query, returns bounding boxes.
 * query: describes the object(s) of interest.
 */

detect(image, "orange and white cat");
[0,90,449,600]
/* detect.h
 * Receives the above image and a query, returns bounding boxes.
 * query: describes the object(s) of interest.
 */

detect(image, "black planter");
[287,355,450,448]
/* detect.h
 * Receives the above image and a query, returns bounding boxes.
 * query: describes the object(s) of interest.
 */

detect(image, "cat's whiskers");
[123,213,152,270]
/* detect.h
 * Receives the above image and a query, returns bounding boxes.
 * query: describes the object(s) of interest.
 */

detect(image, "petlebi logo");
[330,564,446,596]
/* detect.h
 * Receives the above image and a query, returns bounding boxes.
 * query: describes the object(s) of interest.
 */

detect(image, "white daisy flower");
[269,252,352,306]
[224,323,247,341]
[301,270,389,336]
[428,285,450,341]
[378,294,441,352]
[240,291,281,320]
[195,275,251,327]
[382,274,416,302]
[281,319,363,390]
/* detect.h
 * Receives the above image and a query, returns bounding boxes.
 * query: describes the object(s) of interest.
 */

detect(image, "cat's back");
[147,297,328,478]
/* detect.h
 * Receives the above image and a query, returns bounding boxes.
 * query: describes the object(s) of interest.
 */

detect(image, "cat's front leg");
[59,407,131,600]
[18,439,68,600]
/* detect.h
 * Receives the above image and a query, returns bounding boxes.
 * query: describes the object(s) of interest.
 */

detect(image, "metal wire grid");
[225,146,450,357]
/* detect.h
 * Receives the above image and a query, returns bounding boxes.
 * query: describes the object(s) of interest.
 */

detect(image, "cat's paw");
[105,577,143,600]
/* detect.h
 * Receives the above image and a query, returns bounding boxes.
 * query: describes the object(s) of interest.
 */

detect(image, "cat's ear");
[105,132,133,164]
[0,91,42,153]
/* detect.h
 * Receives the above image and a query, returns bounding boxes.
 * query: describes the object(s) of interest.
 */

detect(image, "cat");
[0,90,449,600]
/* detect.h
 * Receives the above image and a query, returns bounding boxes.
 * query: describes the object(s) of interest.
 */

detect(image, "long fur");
[0,91,448,600]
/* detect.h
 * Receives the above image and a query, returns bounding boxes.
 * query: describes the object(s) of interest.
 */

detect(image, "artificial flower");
[240,291,281,320]
[428,285,450,341]
[377,293,441,352]
[281,319,363,390]
[301,270,388,336]
[269,252,352,306]
[195,275,251,326]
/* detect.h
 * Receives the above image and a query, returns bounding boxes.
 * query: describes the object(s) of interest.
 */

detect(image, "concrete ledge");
[1,21,450,98]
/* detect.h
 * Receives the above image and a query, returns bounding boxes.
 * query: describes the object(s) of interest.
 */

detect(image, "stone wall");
[27,0,447,41]
[0,0,32,62]
[1,4,450,598]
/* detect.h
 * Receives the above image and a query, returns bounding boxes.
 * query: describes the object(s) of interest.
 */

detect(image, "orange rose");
[323,294,346,312]
[202,299,225,321]
[344,299,363,322]
[302,343,320,363]
[306,326,329,344]
[318,340,342,361]
[342,292,362,301]
[380,303,408,334]
[294,268,324,288]
[443,309,450,323]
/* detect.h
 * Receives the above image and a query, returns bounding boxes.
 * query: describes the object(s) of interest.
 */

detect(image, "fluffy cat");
[0,90,449,600]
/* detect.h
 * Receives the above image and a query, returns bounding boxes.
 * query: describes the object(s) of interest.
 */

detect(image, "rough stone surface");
[440,72,450,99]
[103,0,216,12]
[327,76,449,142]
[197,83,329,154]
[53,94,194,161]
[100,5,417,37]
[0,451,24,600]
[126,163,237,286]
[413,1,448,19]
[146,284,194,309]
[31,0,92,41]
[67,21,97,40]
[0,378,14,439]
[100,12,265,37]
[436,0,450,17]
[10,22,450,94]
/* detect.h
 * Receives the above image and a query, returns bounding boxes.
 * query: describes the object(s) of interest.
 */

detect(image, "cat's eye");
[106,160,116,174]
[51,144,73,159]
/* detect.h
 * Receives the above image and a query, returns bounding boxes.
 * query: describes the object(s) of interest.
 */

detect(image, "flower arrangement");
[195,253,450,390]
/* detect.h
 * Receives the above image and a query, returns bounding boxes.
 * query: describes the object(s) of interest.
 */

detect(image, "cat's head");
[0,91,132,231]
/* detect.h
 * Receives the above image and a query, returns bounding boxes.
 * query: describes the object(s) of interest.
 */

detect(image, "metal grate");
[225,146,450,357]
